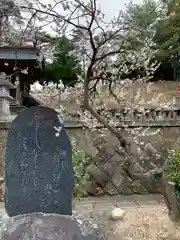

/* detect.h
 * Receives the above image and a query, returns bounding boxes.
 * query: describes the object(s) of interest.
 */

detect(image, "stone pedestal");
[0,212,104,240]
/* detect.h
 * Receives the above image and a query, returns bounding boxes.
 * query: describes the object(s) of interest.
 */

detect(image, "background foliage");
[45,36,83,87]
[72,142,90,197]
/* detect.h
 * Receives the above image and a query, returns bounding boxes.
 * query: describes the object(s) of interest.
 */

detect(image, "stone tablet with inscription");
[4,106,75,217]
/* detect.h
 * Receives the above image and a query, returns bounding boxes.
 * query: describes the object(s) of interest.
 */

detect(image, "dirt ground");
[73,195,180,240]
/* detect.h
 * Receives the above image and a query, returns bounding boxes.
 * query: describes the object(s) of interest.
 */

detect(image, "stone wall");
[2,122,180,168]
[63,108,180,195]
[1,107,180,196]
[67,126,180,157]
[66,107,180,156]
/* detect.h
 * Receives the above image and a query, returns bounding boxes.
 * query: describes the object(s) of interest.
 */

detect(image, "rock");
[78,190,89,198]
[87,182,104,196]
[93,136,107,150]
[96,187,104,196]
[111,169,133,195]
[96,146,115,163]
[144,143,162,166]
[75,181,91,197]
[0,213,82,240]
[134,168,163,193]
[87,182,98,196]
[110,208,125,221]
[103,182,119,195]
[103,161,116,177]
[0,212,104,240]
[103,167,133,196]
[132,180,148,194]
[87,164,109,187]
[73,211,104,239]
[128,141,143,159]
[144,143,158,155]
[72,211,105,240]
[87,134,165,196]
[127,161,145,176]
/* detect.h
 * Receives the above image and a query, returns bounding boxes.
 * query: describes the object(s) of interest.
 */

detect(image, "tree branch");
[83,104,127,148]
[21,6,88,30]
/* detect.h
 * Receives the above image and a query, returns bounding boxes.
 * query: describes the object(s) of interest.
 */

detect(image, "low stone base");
[0,212,104,240]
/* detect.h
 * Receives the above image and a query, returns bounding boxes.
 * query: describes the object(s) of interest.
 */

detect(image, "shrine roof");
[0,45,44,62]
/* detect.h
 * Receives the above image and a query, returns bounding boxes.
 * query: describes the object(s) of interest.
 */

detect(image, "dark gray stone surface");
[72,211,104,240]
[0,213,83,240]
[0,212,104,240]
[4,106,75,216]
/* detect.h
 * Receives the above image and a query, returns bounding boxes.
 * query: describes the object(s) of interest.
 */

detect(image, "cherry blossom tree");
[0,0,176,220]
[24,0,168,157]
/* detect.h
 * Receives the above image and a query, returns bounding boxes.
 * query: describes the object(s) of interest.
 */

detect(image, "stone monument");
[4,106,75,216]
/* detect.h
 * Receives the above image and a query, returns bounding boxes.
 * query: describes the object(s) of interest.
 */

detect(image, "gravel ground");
[73,195,180,240]
[106,206,180,240]
[0,195,180,240]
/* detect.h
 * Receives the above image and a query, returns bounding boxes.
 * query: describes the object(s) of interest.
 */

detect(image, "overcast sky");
[41,0,143,21]
[37,0,143,36]
[97,0,142,19]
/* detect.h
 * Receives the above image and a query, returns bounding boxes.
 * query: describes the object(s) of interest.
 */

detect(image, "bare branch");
[20,10,37,45]
[18,0,158,153]
[21,5,88,30]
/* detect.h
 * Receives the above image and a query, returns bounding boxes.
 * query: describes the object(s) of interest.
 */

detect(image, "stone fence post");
[0,73,15,122]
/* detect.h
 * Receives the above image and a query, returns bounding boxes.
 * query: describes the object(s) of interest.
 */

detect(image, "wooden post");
[176,83,180,104]
[162,180,180,222]
[15,75,21,105]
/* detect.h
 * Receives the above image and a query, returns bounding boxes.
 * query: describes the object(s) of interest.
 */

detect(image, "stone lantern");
[0,73,15,122]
